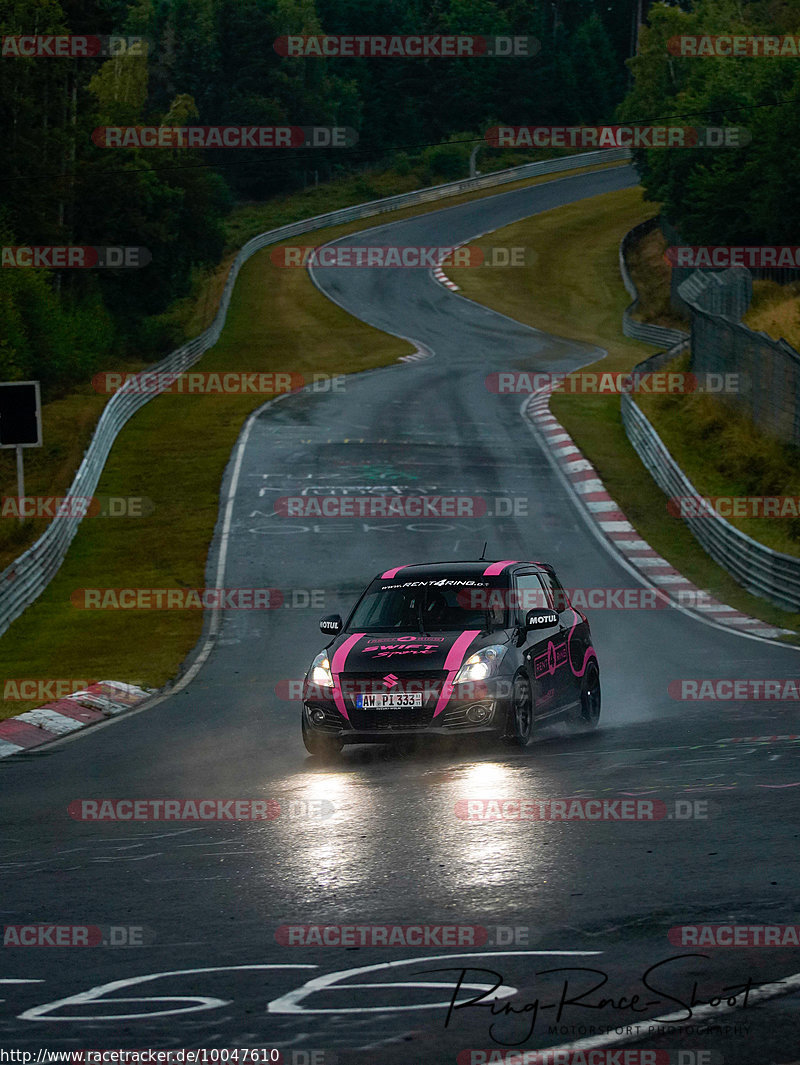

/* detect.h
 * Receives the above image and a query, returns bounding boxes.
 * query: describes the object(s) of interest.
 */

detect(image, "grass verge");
[627,225,687,330]
[744,279,800,351]
[636,352,800,558]
[447,185,800,637]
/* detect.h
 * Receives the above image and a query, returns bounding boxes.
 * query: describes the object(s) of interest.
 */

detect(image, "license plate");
[356,692,423,709]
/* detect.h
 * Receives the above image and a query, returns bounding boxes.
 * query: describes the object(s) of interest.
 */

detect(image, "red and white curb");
[399,343,434,364]
[0,681,154,758]
[524,384,793,641]
[432,244,464,291]
[433,265,459,291]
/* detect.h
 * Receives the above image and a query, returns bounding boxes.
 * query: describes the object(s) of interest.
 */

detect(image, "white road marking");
[267,951,602,1015]
[19,964,318,1022]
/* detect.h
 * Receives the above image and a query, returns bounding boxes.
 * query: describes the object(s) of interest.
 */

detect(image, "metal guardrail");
[622,394,800,611]
[677,263,752,320]
[0,148,631,639]
[663,220,800,446]
[618,223,800,613]
[683,273,800,448]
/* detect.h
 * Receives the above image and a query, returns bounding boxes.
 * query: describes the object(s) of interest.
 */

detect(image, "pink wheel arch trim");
[564,613,597,678]
[330,632,365,722]
[433,629,482,718]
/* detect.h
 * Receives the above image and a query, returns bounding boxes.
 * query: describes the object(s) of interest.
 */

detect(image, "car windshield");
[347,577,507,632]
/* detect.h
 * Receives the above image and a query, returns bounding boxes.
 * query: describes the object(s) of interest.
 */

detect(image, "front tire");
[571,664,601,731]
[504,673,535,747]
[302,716,344,757]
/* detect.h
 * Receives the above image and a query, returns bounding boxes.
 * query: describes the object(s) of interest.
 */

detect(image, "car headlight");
[453,645,506,683]
[309,651,334,689]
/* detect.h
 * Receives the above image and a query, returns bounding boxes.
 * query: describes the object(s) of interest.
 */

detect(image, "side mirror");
[525,609,559,630]
[319,614,343,636]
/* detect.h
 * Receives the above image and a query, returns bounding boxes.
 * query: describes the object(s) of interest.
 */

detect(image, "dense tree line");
[0,0,636,395]
[619,0,800,243]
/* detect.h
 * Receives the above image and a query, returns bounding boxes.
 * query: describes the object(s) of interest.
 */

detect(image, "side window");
[541,569,570,612]
[514,573,549,622]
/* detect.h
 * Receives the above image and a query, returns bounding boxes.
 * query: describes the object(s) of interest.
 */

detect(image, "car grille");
[339,671,443,731]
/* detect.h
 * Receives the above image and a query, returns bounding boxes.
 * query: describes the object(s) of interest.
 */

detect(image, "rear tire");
[503,673,535,747]
[302,716,344,757]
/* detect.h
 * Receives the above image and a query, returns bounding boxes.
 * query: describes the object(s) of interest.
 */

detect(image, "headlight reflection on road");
[258,756,574,908]
[302,770,352,806]
[448,759,579,895]
[458,759,513,789]
[445,761,525,886]
[259,769,369,896]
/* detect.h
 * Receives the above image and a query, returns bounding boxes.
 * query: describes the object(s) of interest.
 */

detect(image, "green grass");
[636,352,800,557]
[447,185,800,638]
[627,224,688,330]
[744,279,800,351]
[0,159,625,719]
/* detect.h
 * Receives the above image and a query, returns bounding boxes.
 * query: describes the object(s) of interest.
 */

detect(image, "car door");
[539,567,582,711]
[513,570,566,720]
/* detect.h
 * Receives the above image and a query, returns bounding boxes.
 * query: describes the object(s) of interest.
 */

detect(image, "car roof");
[375,560,552,581]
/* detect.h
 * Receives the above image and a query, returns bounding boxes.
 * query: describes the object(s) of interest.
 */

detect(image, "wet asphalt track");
[1,165,799,1063]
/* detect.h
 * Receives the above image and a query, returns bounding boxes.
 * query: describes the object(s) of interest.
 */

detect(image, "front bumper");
[302,675,514,742]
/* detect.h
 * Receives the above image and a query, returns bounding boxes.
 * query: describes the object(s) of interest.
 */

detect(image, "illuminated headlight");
[309,651,334,689]
[454,645,506,683]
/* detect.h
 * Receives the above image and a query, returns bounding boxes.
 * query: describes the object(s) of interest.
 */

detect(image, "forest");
[3,0,797,394]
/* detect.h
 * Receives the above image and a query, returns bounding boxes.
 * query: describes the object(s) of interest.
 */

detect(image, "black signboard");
[0,382,42,448]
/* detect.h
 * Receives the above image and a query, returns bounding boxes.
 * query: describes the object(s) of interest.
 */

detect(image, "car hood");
[328,629,506,675]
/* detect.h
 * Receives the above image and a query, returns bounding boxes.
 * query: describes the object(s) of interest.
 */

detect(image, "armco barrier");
[619,223,800,613]
[684,271,800,448]
[0,148,630,639]
[665,219,800,446]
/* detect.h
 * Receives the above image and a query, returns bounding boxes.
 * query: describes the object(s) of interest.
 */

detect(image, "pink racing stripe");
[434,629,481,718]
[443,630,481,672]
[483,560,518,576]
[330,632,365,722]
[381,565,407,579]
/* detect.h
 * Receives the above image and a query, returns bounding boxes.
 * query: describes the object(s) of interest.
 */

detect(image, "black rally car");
[301,560,600,755]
